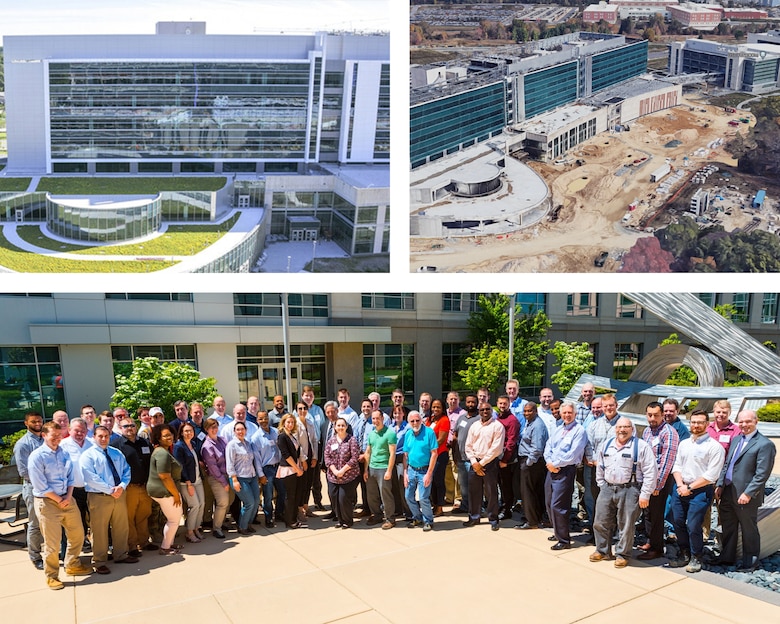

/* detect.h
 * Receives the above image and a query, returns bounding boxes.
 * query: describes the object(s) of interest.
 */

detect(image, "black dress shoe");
[737,557,759,573]
[314,503,326,511]
[551,542,571,551]
[33,560,44,570]
[515,522,534,530]
[491,522,499,531]
[548,535,559,541]
[462,518,480,527]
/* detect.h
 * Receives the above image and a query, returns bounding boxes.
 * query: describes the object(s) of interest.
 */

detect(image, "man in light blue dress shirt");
[80,426,136,573]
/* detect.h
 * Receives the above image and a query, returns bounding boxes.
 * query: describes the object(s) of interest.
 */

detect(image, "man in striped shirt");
[637,401,679,561]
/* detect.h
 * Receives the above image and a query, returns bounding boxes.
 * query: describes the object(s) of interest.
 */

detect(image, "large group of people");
[12,383,776,590]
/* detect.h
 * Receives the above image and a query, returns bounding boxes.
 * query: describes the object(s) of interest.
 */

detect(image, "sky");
[0,0,390,43]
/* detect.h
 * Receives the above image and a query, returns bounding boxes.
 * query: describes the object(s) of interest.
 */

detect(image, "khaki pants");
[35,497,84,580]
[87,491,130,563]
[125,484,152,549]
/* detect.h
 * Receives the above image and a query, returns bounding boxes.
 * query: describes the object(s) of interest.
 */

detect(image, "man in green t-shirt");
[364,410,398,529]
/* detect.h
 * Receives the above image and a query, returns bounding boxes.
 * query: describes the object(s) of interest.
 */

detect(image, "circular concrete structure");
[449,161,503,197]
[46,194,162,242]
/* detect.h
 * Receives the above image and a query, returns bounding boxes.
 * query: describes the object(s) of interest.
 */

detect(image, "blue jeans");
[458,461,472,510]
[233,477,260,530]
[670,485,713,557]
[405,466,433,524]
[261,464,286,522]
[22,481,43,563]
[583,464,597,525]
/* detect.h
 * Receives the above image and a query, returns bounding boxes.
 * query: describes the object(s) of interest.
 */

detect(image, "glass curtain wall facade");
[523,62,579,119]
[742,58,780,91]
[590,41,648,93]
[0,346,65,431]
[270,191,386,255]
[46,196,163,242]
[410,81,506,168]
[373,64,390,159]
[48,61,314,163]
[0,193,48,222]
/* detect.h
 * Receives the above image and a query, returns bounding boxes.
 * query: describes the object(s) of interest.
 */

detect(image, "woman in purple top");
[200,417,233,539]
[323,417,361,528]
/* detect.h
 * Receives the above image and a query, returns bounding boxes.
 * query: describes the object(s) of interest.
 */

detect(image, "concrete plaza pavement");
[1,508,779,623]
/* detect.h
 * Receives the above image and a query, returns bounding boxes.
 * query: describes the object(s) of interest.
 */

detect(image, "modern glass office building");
[410,33,649,167]
[589,40,648,93]
[668,38,780,93]
[522,62,579,119]
[4,28,389,175]
[410,79,507,169]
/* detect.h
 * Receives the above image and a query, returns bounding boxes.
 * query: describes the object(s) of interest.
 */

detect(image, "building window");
[0,346,64,426]
[233,293,329,318]
[361,293,415,310]
[698,293,715,307]
[442,293,479,313]
[442,343,471,393]
[363,344,415,404]
[731,293,750,323]
[761,293,778,324]
[613,343,641,380]
[105,293,192,301]
[111,345,197,380]
[515,293,546,314]
[566,293,599,316]
[616,295,642,318]
[236,344,326,409]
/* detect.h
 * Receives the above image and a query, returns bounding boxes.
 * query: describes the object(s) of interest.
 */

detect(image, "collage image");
[1,1,779,622]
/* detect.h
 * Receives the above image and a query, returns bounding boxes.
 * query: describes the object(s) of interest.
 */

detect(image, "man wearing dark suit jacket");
[715,409,776,572]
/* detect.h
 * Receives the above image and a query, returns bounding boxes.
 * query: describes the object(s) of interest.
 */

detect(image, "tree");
[111,357,219,421]
[550,342,596,395]
[458,344,509,395]
[619,237,673,272]
[410,25,423,46]
[460,294,551,393]
[659,334,698,386]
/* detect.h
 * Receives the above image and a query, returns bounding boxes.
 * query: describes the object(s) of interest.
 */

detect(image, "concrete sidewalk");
[1,508,778,623]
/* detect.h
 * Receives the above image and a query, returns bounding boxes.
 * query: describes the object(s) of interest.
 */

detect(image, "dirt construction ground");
[410,93,752,273]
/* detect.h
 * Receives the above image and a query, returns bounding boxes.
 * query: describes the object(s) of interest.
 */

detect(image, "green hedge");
[757,403,780,423]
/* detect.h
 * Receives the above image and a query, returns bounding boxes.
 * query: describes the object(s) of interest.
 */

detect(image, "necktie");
[327,423,334,441]
[104,448,121,486]
[724,435,745,485]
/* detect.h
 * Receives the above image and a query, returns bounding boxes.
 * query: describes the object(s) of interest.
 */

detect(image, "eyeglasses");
[297,407,307,411]
[121,424,136,429]
[479,408,492,412]
[408,419,421,424]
